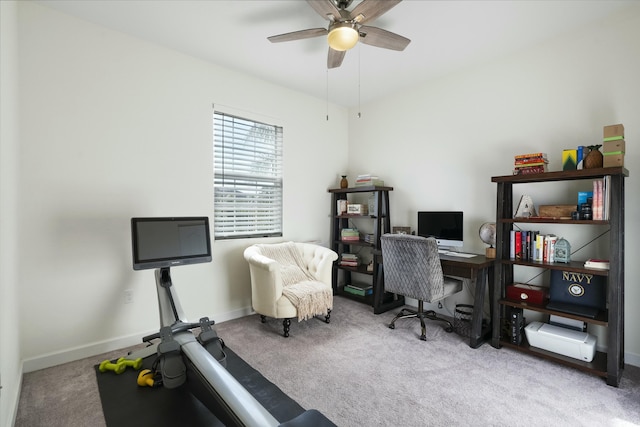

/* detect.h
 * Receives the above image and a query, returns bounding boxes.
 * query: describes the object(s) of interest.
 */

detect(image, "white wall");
[1,2,23,425]
[16,2,348,371]
[348,6,640,365]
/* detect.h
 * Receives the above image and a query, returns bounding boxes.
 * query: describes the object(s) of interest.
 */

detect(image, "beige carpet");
[16,296,640,426]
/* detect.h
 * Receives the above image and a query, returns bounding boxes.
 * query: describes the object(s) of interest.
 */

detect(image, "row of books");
[339,253,360,267]
[355,174,384,187]
[510,230,559,263]
[513,153,548,175]
[592,177,611,220]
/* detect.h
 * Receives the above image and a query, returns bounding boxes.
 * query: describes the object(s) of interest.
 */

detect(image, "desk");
[439,254,494,348]
[375,250,494,348]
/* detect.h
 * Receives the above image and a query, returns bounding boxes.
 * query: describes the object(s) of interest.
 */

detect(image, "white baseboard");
[19,303,640,376]
[625,351,640,369]
[22,306,253,373]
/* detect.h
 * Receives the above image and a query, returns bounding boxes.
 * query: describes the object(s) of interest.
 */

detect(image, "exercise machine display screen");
[131,217,212,270]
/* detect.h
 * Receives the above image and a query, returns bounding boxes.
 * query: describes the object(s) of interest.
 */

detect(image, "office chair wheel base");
[444,325,454,333]
[420,334,427,341]
[388,323,395,329]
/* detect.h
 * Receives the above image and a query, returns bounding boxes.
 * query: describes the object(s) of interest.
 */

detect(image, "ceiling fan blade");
[306,0,342,21]
[268,28,328,43]
[327,48,346,69]
[358,25,410,51]
[351,0,402,24]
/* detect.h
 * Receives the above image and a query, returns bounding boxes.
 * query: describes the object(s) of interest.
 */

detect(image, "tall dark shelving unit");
[328,186,404,314]
[490,167,628,387]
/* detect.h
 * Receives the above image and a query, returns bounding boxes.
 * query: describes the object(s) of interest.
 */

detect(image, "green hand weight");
[117,357,143,370]
[98,359,126,374]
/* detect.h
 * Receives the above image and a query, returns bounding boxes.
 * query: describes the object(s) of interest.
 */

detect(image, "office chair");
[381,234,463,341]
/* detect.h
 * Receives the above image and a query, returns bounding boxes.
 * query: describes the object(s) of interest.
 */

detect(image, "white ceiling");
[35,0,636,108]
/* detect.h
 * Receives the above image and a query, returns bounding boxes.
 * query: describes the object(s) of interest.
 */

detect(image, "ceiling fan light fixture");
[327,24,359,51]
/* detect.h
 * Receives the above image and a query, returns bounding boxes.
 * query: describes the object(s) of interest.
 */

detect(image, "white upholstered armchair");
[243,242,338,337]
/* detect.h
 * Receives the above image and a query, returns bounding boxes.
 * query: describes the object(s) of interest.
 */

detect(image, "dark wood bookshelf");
[491,167,627,387]
[329,186,404,314]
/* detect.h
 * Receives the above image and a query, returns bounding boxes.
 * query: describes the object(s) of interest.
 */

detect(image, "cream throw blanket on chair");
[257,242,333,321]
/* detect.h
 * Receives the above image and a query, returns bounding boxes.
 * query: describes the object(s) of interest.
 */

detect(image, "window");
[213,111,283,239]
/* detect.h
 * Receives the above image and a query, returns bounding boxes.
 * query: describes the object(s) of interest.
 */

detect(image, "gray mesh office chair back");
[381,233,463,341]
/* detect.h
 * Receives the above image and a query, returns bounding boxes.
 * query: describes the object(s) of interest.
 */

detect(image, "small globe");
[479,222,496,247]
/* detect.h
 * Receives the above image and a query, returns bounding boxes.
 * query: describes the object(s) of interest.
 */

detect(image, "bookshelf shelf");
[329,186,404,314]
[491,167,627,387]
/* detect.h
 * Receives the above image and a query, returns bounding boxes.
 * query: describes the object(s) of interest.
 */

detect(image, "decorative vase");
[584,145,603,169]
[340,175,348,189]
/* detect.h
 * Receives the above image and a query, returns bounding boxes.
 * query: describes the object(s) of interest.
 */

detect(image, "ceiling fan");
[267,0,411,69]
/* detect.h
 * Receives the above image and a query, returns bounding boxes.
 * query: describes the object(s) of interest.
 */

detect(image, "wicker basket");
[453,304,474,338]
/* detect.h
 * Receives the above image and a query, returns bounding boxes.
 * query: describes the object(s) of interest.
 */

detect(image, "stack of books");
[340,228,359,242]
[362,233,375,244]
[355,174,384,187]
[513,153,548,175]
[339,253,359,267]
[584,259,610,270]
[343,282,373,296]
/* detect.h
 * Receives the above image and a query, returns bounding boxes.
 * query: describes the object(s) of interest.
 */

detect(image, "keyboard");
[440,251,477,258]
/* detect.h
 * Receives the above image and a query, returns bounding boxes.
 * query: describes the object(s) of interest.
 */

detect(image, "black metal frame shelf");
[329,186,404,314]
[491,167,627,387]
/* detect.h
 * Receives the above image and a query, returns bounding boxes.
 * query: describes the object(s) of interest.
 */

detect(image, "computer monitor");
[131,217,212,270]
[417,211,464,249]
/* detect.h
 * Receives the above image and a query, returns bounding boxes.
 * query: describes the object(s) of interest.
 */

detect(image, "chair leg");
[418,301,427,341]
[389,307,419,329]
[388,300,453,340]
[260,315,267,323]
[423,309,455,333]
[282,318,291,338]
[324,308,331,324]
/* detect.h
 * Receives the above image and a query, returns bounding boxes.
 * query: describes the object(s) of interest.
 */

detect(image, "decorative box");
[603,152,624,168]
[346,204,368,215]
[506,283,549,305]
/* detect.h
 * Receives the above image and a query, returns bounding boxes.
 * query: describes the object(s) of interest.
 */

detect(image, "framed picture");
[392,226,411,235]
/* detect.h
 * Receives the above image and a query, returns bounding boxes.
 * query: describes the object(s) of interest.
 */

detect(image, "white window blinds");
[213,111,283,239]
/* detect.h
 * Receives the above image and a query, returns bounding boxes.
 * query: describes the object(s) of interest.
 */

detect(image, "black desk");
[375,250,494,348]
[439,253,495,348]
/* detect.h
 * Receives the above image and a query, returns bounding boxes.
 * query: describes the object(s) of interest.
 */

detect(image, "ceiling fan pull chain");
[358,44,361,119]
[326,68,329,121]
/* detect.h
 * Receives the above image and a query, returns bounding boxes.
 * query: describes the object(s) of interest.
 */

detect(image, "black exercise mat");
[95,347,305,427]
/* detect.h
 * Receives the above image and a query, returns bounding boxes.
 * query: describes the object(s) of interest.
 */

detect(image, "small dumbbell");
[99,359,126,374]
[117,357,143,370]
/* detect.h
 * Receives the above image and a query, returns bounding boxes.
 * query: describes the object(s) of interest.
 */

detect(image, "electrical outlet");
[124,289,134,304]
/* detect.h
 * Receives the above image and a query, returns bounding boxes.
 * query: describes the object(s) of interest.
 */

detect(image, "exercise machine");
[129,217,331,427]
